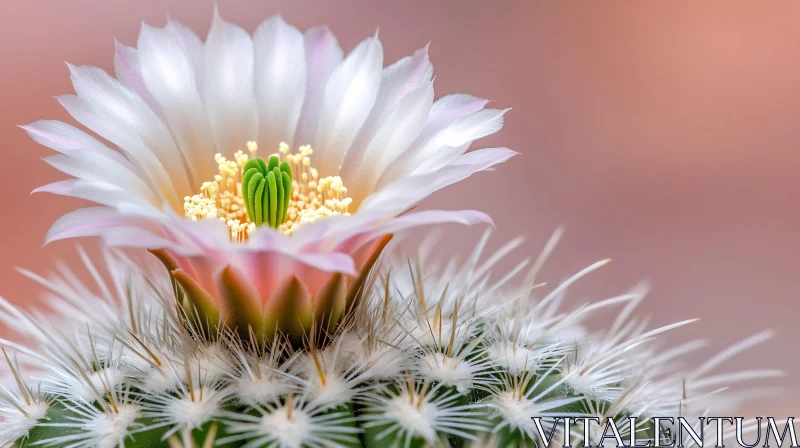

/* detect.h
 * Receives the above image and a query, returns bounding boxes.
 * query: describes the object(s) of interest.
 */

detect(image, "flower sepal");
[149,235,393,349]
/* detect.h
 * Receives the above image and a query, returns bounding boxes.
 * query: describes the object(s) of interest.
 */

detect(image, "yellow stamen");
[183,142,352,242]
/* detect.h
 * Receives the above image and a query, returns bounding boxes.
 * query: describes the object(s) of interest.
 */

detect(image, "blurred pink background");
[0,1,797,413]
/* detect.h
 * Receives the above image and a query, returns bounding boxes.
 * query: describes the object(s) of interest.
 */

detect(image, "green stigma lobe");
[281,171,292,224]
[247,172,264,226]
[241,156,292,229]
[268,170,279,226]
[254,178,266,227]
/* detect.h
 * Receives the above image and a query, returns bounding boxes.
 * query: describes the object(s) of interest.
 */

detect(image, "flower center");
[183,142,352,242]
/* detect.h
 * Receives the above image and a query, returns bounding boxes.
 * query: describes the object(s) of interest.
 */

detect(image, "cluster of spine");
[0,232,777,448]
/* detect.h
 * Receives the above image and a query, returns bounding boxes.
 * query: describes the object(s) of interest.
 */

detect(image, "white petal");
[341,45,433,183]
[313,34,383,176]
[420,93,489,141]
[288,210,385,252]
[360,147,517,214]
[380,94,489,185]
[44,207,147,244]
[379,107,509,187]
[22,120,133,167]
[203,9,258,155]
[138,22,216,186]
[292,208,490,258]
[294,26,343,148]
[67,64,193,199]
[42,154,156,204]
[371,209,492,236]
[253,16,307,151]
[452,146,518,167]
[35,179,154,209]
[56,94,178,205]
[349,84,434,205]
[424,108,510,166]
[113,41,162,116]
[166,20,205,94]
[101,227,201,253]
[157,207,233,250]
[290,253,357,276]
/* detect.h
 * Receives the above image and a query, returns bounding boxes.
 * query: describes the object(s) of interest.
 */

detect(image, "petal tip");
[475,212,495,228]
[211,4,226,26]
[139,21,157,36]
[42,231,62,247]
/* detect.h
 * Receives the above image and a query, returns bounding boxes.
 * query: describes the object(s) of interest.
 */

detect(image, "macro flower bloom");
[25,10,515,343]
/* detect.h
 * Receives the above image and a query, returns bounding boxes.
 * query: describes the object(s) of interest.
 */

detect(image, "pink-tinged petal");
[237,245,357,293]
[314,34,383,176]
[349,232,393,269]
[33,179,153,209]
[246,224,293,249]
[344,233,393,315]
[361,147,518,214]
[66,64,193,200]
[254,15,307,151]
[235,250,285,306]
[155,205,233,251]
[22,120,133,168]
[44,207,149,245]
[379,106,509,188]
[330,210,491,258]
[40,154,155,202]
[292,253,357,276]
[22,120,158,200]
[294,26,343,147]
[341,45,433,183]
[138,22,216,186]
[180,254,222,302]
[286,256,343,301]
[290,210,387,253]
[113,41,162,117]
[56,94,179,206]
[245,211,377,270]
[203,9,257,155]
[102,228,191,253]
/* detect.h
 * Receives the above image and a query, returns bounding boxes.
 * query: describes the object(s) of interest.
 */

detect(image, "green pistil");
[241,156,292,229]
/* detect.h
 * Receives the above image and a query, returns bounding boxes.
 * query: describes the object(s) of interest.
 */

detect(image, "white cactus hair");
[0,229,781,447]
